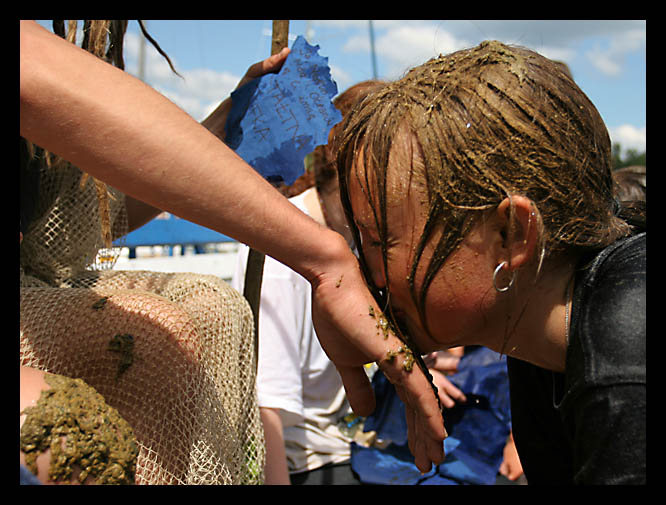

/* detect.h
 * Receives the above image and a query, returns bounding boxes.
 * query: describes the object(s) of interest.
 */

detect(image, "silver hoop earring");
[493,261,515,293]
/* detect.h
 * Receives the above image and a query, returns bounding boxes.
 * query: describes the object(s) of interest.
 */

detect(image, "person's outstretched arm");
[19,20,446,472]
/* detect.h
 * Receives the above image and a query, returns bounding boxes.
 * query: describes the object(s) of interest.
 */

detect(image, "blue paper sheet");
[225,35,342,186]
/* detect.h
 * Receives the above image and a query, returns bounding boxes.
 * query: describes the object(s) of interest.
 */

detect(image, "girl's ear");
[496,195,539,271]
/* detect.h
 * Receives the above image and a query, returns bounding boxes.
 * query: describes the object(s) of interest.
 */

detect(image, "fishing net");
[20,159,265,484]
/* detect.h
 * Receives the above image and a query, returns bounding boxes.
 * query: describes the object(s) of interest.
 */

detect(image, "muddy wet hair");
[336,40,644,339]
[313,80,387,198]
[50,20,178,75]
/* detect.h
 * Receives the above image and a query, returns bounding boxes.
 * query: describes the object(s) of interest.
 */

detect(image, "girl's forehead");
[348,154,377,225]
[349,142,426,228]
[354,132,426,194]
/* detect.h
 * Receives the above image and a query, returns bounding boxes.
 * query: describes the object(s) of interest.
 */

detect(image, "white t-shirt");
[231,188,353,474]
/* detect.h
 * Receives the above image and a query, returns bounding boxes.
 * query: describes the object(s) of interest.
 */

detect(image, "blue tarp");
[116,214,233,248]
[351,347,512,485]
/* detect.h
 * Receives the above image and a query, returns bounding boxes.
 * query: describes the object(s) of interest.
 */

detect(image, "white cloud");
[533,45,576,65]
[314,20,376,30]
[342,33,370,53]
[608,124,646,154]
[585,27,646,77]
[376,24,471,78]
[329,63,352,92]
[335,20,645,82]
[160,71,239,121]
[173,69,240,103]
[341,21,472,79]
[124,31,241,121]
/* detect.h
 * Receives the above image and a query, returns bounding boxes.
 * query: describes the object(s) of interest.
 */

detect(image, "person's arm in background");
[20,20,446,472]
[260,408,291,485]
[231,243,305,485]
[499,432,524,481]
[423,349,467,409]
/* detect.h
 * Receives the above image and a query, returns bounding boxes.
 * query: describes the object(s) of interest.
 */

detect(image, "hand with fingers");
[308,237,447,474]
[202,47,291,141]
[423,349,468,409]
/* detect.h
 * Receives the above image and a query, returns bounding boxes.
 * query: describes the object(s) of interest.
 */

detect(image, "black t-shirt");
[507,232,646,484]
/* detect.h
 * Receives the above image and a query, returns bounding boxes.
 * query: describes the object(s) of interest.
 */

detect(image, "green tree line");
[612,143,646,170]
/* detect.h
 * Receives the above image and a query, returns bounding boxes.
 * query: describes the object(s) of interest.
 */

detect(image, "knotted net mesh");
[20,159,265,484]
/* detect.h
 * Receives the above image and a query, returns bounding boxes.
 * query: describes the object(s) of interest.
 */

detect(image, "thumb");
[337,366,376,417]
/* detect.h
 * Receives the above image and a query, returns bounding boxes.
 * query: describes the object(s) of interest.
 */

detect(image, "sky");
[38,20,646,156]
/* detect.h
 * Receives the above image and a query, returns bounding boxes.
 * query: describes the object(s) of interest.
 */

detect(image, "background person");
[232,81,386,485]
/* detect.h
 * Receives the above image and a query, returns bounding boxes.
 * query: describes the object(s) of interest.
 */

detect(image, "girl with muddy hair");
[336,40,645,484]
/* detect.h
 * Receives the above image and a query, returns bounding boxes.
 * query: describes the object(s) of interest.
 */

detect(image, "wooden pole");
[271,20,290,56]
[245,20,290,372]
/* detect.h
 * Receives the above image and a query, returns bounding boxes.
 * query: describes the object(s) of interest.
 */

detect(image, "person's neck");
[495,257,577,373]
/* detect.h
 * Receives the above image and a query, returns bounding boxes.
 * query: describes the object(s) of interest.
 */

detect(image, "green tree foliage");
[612,143,646,170]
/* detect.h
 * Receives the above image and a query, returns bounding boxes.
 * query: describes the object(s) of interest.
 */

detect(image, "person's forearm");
[259,408,291,485]
[124,90,233,231]
[201,98,232,141]
[124,195,163,233]
[20,20,337,280]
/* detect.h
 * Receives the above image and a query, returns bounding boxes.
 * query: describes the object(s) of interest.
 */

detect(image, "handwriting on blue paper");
[225,35,342,186]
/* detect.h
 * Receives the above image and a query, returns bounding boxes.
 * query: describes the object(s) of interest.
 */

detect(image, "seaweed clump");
[20,372,138,484]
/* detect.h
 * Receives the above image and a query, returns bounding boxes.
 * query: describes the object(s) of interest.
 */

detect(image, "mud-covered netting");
[20,160,264,484]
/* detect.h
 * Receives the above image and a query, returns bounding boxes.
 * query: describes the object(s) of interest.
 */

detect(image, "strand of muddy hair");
[138,20,182,78]
[81,20,111,59]
[52,20,65,38]
[106,21,129,70]
[353,105,446,420]
[384,301,445,419]
[77,21,116,248]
